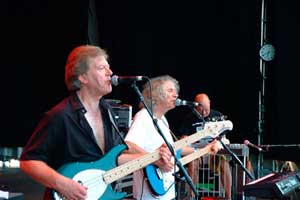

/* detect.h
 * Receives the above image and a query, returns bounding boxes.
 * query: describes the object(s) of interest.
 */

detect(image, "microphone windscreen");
[175,98,182,106]
[111,75,119,86]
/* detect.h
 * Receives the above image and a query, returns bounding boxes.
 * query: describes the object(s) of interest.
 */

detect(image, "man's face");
[161,80,178,110]
[80,56,113,96]
[196,98,210,117]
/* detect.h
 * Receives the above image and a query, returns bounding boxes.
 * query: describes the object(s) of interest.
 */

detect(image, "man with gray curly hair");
[124,75,222,200]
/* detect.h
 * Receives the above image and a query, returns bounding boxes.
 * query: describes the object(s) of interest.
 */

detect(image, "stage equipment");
[107,99,132,130]
[243,171,300,199]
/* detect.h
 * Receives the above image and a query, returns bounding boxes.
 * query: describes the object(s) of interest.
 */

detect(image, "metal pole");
[258,0,267,178]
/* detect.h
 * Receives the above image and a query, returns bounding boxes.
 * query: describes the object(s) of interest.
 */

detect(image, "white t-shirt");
[125,108,176,200]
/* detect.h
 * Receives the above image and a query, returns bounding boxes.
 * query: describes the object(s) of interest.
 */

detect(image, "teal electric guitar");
[52,120,233,200]
[144,120,233,196]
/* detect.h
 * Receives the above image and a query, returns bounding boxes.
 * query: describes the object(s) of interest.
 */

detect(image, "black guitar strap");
[107,109,129,150]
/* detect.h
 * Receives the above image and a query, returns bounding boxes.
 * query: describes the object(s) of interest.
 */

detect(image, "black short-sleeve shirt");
[20,92,123,199]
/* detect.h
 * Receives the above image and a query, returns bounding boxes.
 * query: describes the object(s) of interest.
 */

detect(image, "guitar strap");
[108,109,121,135]
[107,109,129,150]
[160,117,179,142]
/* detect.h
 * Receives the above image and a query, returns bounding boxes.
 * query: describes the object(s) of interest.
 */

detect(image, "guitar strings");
[75,151,161,191]
[78,176,102,189]
[76,118,192,195]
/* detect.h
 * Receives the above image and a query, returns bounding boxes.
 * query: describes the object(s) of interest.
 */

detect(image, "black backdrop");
[1,1,300,161]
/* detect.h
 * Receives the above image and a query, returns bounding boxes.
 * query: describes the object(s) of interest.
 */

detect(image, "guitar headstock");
[201,120,233,138]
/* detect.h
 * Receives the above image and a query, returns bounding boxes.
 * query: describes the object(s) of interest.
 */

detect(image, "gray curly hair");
[142,75,179,109]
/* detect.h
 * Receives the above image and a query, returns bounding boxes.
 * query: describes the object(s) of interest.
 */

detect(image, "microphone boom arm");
[220,139,255,180]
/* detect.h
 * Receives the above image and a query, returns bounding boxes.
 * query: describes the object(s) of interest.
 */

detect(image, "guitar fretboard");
[102,120,233,184]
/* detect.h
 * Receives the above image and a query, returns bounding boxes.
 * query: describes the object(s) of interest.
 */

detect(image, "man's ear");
[78,73,88,84]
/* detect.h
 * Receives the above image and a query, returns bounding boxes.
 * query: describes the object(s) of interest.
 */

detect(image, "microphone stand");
[190,106,205,123]
[219,139,255,200]
[131,83,198,197]
[260,144,300,151]
[190,106,255,199]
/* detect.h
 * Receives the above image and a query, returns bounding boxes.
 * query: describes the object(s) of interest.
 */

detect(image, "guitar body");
[144,165,172,196]
[144,120,233,196]
[52,144,127,200]
[144,150,181,196]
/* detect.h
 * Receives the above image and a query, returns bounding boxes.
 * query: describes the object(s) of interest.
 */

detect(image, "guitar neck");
[103,121,232,184]
[103,129,213,184]
[173,128,217,150]
[180,145,211,166]
[103,150,160,184]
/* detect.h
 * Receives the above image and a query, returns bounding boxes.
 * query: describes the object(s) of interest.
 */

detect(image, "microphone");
[175,98,201,107]
[111,75,144,86]
[243,140,263,152]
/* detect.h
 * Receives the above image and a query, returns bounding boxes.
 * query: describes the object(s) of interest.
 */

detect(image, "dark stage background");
[1,1,300,162]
